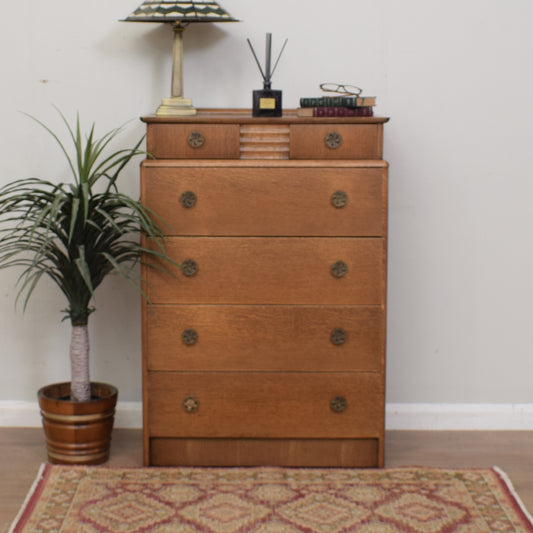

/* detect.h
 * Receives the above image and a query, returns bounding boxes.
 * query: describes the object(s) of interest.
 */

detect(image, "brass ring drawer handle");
[331,260,348,278]
[331,190,348,208]
[183,396,199,413]
[182,329,198,346]
[181,259,198,277]
[180,191,197,208]
[330,328,347,345]
[325,131,342,149]
[331,396,347,413]
[188,131,205,148]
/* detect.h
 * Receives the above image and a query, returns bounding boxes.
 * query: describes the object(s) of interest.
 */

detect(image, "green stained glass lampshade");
[124,1,237,23]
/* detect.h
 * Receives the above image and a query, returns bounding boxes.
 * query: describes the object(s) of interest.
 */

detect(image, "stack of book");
[297,95,376,117]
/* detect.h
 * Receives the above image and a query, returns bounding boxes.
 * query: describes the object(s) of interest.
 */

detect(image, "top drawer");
[146,124,240,159]
[144,117,386,160]
[290,124,382,159]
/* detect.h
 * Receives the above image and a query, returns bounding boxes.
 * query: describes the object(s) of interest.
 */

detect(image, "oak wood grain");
[145,237,385,305]
[240,124,290,159]
[147,372,384,439]
[140,111,388,467]
[145,305,384,373]
[142,165,387,237]
[146,124,240,159]
[142,109,390,125]
[290,124,382,159]
[150,438,379,467]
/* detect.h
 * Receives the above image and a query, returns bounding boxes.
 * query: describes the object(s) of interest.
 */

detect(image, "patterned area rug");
[10,465,533,532]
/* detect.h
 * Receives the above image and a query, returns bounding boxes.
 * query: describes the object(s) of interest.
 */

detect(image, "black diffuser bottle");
[248,33,287,117]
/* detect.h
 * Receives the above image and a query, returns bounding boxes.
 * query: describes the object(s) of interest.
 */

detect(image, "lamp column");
[171,24,185,98]
[156,23,197,116]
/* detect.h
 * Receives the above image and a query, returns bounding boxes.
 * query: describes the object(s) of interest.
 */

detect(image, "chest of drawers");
[140,109,389,467]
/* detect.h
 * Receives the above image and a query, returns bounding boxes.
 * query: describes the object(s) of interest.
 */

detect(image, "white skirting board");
[386,403,533,430]
[0,401,143,429]
[1,402,533,430]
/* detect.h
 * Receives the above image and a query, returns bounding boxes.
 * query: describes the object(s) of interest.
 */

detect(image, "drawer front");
[146,124,240,159]
[145,237,385,305]
[145,305,384,372]
[290,124,382,159]
[147,372,384,439]
[142,165,387,237]
[149,438,380,467]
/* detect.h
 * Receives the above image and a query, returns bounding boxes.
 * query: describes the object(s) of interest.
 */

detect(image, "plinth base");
[156,97,197,116]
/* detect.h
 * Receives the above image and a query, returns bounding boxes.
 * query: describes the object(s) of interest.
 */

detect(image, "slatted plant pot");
[38,382,118,465]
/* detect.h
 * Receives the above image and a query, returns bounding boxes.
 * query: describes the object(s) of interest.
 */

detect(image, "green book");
[300,96,376,108]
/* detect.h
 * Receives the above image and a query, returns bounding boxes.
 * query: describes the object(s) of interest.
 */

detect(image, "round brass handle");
[188,131,205,148]
[181,259,198,277]
[331,190,348,208]
[182,329,198,346]
[331,396,347,413]
[330,328,347,346]
[183,396,199,413]
[180,191,197,208]
[325,131,342,149]
[331,260,348,278]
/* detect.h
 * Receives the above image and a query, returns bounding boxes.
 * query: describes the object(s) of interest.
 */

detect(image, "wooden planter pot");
[37,382,118,465]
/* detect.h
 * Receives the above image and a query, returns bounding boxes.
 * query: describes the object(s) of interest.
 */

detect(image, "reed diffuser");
[247,33,287,117]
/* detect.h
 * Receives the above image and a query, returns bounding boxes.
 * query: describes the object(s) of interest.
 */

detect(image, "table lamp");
[123,1,238,116]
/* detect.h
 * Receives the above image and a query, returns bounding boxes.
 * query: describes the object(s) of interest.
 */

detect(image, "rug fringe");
[493,465,533,528]
[8,463,47,533]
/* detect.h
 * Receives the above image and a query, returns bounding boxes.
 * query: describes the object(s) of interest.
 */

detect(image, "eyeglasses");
[320,83,362,96]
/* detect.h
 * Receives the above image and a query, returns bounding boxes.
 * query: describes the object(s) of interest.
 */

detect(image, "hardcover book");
[297,107,374,117]
[300,96,376,108]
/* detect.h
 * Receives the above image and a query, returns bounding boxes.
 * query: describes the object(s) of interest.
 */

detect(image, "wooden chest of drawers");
[140,109,388,467]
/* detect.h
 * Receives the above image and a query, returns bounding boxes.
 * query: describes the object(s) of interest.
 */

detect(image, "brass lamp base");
[156,97,197,116]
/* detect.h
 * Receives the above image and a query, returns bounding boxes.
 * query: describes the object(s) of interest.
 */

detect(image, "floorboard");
[1,429,531,532]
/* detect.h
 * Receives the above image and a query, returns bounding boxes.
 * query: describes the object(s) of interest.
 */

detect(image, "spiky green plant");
[0,112,173,402]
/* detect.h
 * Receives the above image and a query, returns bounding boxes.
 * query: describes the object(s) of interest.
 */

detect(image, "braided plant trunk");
[69,324,91,402]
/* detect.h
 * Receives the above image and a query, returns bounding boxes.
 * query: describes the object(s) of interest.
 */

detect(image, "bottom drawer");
[147,372,384,439]
[149,438,381,467]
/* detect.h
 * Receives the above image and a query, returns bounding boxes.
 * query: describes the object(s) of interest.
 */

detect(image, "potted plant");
[0,111,173,464]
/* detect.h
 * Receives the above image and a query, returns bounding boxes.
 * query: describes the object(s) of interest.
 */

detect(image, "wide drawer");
[147,372,384,439]
[290,124,382,159]
[149,438,380,467]
[141,164,387,237]
[145,305,384,372]
[146,124,240,159]
[145,237,385,305]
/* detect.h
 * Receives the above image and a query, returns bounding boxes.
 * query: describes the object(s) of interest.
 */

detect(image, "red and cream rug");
[10,464,533,532]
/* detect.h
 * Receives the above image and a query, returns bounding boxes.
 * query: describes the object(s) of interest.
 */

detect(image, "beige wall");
[0,0,532,408]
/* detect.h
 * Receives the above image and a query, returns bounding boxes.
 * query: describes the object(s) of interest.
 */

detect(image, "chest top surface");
[142,108,389,125]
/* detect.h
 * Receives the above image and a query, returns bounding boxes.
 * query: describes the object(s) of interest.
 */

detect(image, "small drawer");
[144,237,385,305]
[290,124,382,159]
[147,372,384,439]
[141,164,387,237]
[145,305,384,372]
[146,124,240,159]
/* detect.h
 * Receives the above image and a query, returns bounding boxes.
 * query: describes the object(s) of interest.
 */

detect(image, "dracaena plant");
[0,111,172,402]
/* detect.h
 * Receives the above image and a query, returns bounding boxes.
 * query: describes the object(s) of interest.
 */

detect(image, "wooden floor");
[1,429,531,532]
